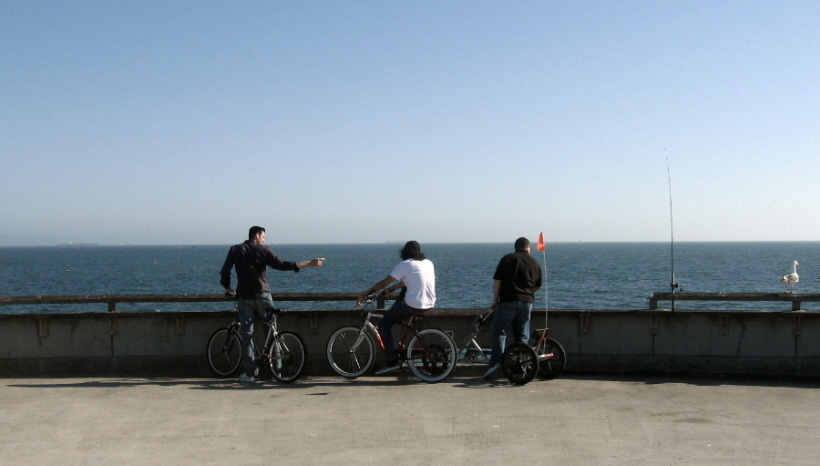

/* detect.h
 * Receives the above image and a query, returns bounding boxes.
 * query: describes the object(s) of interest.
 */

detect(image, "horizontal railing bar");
[0,292,397,306]
[648,291,820,310]
[650,292,820,302]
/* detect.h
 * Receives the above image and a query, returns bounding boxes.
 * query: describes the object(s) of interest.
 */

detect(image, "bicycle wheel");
[207,328,242,377]
[501,342,538,385]
[326,327,375,378]
[535,337,567,379]
[407,328,457,383]
[269,331,306,384]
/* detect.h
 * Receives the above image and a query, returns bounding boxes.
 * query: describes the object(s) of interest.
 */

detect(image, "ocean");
[0,242,818,313]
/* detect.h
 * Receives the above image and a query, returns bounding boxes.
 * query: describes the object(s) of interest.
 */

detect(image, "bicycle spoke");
[407,329,457,383]
[207,328,242,377]
[269,331,305,384]
[326,327,375,378]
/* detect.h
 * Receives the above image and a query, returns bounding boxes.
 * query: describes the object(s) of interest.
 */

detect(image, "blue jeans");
[378,298,424,364]
[237,293,275,377]
[488,301,532,367]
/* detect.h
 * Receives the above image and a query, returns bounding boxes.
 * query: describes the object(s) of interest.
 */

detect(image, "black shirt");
[220,240,300,299]
[493,250,542,303]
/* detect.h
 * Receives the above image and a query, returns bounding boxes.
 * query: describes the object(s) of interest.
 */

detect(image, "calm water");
[0,242,818,313]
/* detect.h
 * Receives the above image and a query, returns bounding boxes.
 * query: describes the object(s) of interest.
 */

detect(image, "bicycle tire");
[207,327,242,377]
[326,327,375,378]
[407,328,457,383]
[535,337,567,379]
[269,331,306,384]
[501,342,538,385]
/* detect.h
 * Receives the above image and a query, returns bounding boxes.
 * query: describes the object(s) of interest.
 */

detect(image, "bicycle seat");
[406,311,427,325]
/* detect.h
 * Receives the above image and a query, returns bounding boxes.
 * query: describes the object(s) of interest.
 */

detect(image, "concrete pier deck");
[1,371,819,465]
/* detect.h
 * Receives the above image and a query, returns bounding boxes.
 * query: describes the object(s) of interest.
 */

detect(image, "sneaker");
[483,363,501,381]
[238,373,255,383]
[375,363,402,375]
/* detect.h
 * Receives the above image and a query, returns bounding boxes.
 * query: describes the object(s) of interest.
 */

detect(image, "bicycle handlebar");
[476,308,495,324]
[354,291,384,306]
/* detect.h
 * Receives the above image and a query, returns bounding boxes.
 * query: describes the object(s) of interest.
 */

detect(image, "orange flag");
[536,232,545,251]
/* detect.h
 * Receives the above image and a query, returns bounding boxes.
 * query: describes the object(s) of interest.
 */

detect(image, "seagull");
[780,261,800,293]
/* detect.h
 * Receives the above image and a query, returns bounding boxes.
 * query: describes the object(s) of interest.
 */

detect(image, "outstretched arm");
[357,275,396,306]
[297,258,325,268]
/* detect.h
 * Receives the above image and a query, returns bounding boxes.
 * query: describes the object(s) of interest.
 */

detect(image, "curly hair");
[399,241,426,261]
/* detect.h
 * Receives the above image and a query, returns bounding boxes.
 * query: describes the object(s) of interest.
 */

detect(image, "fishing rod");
[667,158,679,312]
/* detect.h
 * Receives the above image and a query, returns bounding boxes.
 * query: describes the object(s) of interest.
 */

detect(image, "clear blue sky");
[1,1,818,246]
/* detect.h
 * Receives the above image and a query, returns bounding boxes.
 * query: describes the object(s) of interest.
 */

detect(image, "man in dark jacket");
[485,237,542,380]
[220,226,324,383]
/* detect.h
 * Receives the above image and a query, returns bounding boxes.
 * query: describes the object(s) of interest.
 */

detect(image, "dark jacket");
[493,250,542,303]
[220,240,300,299]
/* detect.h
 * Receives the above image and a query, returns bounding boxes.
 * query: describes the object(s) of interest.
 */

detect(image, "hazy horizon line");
[2,240,820,248]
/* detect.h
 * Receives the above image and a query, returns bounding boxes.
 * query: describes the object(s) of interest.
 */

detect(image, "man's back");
[493,251,542,303]
[220,240,299,298]
[390,258,436,309]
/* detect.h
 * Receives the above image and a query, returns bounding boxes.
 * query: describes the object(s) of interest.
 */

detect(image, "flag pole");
[536,232,547,329]
[543,248,548,329]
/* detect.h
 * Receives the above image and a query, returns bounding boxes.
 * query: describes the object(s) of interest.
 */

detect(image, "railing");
[0,292,399,312]
[9,291,820,313]
[648,292,820,311]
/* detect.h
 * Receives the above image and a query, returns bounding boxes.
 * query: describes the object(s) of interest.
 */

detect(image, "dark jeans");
[237,292,275,377]
[489,301,532,366]
[377,298,425,364]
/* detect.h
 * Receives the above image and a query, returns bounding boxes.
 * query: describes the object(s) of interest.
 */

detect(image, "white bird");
[780,261,800,293]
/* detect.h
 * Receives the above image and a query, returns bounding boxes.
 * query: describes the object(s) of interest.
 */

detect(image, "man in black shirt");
[220,226,324,383]
[485,237,542,380]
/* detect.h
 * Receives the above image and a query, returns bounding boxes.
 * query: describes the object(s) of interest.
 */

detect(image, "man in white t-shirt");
[357,241,436,374]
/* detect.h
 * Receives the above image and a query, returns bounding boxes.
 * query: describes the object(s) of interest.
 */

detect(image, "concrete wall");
[1,308,818,378]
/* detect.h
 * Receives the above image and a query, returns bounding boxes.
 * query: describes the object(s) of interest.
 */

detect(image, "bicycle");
[455,308,566,385]
[499,327,568,385]
[530,327,567,380]
[206,306,307,384]
[454,310,494,365]
[325,295,457,383]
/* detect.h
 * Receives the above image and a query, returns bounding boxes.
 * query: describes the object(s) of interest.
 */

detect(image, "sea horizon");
[3,239,820,249]
[1,242,818,313]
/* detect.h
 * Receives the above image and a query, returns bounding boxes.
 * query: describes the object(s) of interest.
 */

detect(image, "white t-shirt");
[389,259,436,309]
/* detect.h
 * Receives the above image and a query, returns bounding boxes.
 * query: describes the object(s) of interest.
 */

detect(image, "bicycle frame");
[454,311,559,365]
[208,303,307,383]
[349,309,432,363]
[454,310,493,364]
[531,328,555,361]
[346,310,384,352]
[226,311,290,365]
[327,296,458,381]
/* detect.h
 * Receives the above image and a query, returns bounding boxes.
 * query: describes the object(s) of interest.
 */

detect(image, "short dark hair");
[400,241,426,261]
[514,237,530,251]
[248,226,265,240]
